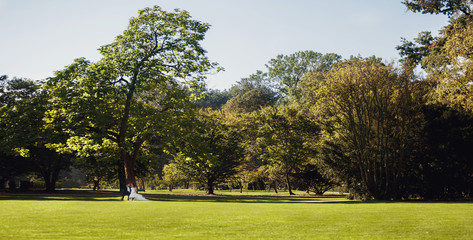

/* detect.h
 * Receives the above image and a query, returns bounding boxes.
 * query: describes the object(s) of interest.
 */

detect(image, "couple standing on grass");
[122,183,150,201]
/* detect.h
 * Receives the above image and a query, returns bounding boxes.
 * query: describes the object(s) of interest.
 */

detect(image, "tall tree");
[401,0,473,112]
[266,51,341,100]
[0,76,72,191]
[46,6,216,186]
[254,105,320,195]
[311,57,423,199]
[421,15,473,113]
[397,1,473,199]
[172,109,243,194]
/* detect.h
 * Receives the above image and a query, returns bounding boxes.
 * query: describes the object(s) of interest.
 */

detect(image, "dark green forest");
[1,1,472,200]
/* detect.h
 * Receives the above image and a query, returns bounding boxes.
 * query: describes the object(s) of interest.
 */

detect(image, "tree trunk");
[93,180,100,191]
[168,183,173,192]
[207,179,214,195]
[44,177,54,192]
[140,178,146,191]
[42,170,58,192]
[286,172,295,195]
[8,178,16,190]
[119,164,126,193]
[123,153,136,185]
[118,77,137,186]
[273,184,278,194]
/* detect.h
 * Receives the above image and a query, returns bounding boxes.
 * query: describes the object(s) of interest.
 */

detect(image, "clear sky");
[0,0,448,90]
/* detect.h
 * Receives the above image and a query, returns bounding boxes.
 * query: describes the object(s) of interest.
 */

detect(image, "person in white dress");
[128,183,150,201]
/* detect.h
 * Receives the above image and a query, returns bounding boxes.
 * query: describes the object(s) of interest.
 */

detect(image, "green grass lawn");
[0,191,472,239]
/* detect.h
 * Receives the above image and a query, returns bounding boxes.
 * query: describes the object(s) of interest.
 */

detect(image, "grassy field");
[0,190,472,239]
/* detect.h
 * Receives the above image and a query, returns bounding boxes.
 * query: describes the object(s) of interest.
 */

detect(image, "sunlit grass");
[1,192,472,239]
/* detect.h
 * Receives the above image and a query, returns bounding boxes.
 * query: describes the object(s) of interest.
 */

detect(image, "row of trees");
[1,1,472,199]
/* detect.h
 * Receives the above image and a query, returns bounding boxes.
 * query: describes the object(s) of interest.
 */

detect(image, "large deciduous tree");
[422,15,473,113]
[46,6,216,187]
[311,57,423,200]
[253,105,320,195]
[172,109,243,194]
[401,0,473,113]
[266,51,341,100]
[0,76,72,191]
[401,0,473,199]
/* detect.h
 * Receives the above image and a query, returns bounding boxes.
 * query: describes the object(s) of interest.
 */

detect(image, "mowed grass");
[0,192,472,239]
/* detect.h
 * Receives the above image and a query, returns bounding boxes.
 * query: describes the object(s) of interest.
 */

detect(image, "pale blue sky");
[0,0,448,89]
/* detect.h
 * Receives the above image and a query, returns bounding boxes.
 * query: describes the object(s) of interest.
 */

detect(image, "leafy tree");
[396,31,436,67]
[266,51,341,100]
[421,15,473,113]
[162,163,186,191]
[401,0,473,113]
[312,57,423,199]
[74,147,121,191]
[254,105,320,195]
[229,70,277,97]
[402,0,472,16]
[172,109,243,194]
[196,89,232,110]
[295,162,341,195]
[0,76,72,191]
[222,70,279,113]
[401,0,473,199]
[0,76,33,187]
[45,6,216,187]
[223,88,276,113]
[255,165,285,193]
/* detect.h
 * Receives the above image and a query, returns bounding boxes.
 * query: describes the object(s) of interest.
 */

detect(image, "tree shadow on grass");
[0,190,123,201]
[0,190,354,203]
[143,193,356,204]
[3,190,468,204]
[143,194,473,204]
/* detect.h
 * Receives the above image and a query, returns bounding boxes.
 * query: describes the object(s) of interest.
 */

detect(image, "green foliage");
[422,15,473,113]
[311,57,424,199]
[229,70,277,97]
[295,162,341,195]
[0,76,72,191]
[162,163,187,191]
[45,6,216,186]
[403,0,472,16]
[400,0,473,199]
[172,109,243,194]
[266,51,341,99]
[195,89,232,110]
[252,105,320,195]
[397,31,436,67]
[223,88,276,113]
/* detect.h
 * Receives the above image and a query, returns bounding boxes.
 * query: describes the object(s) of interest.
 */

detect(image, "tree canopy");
[45,6,216,186]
